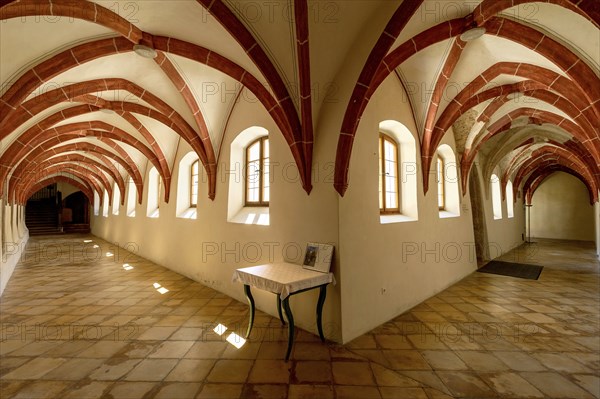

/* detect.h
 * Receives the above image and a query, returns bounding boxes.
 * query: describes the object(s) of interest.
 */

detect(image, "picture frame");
[302,242,334,273]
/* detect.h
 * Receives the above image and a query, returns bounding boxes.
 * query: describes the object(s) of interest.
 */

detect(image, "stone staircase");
[25,200,62,236]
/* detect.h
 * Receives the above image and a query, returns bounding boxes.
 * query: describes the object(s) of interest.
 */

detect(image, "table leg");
[316,285,327,342]
[277,294,286,326]
[282,296,294,361]
[244,285,255,339]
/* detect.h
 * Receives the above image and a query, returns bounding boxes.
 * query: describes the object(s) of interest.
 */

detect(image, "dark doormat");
[477,261,543,280]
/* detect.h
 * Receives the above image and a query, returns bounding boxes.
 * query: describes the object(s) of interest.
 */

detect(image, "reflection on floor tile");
[1,235,598,398]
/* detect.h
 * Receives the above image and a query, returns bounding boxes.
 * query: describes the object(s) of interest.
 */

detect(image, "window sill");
[439,210,460,219]
[147,209,160,218]
[177,208,197,220]
[380,214,417,224]
[229,207,270,225]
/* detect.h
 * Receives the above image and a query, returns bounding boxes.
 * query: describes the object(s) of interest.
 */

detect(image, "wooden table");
[232,262,335,361]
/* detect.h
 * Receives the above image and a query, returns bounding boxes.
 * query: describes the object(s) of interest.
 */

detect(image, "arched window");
[228,127,270,225]
[245,137,269,206]
[437,156,445,210]
[158,175,162,209]
[506,180,514,218]
[126,177,136,217]
[102,190,109,217]
[93,191,100,216]
[436,144,460,218]
[147,167,160,218]
[177,152,200,219]
[112,183,120,216]
[491,174,503,220]
[190,160,199,208]
[378,120,419,223]
[379,133,400,214]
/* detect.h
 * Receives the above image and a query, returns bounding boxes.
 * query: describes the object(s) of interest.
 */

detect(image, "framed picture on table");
[302,243,334,273]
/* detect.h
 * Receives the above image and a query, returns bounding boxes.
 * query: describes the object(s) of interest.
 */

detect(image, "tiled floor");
[1,236,598,398]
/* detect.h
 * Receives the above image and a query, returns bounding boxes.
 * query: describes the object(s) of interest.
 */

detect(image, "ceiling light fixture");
[460,27,486,42]
[133,44,158,59]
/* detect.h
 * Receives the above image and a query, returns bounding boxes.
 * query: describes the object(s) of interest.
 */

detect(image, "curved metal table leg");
[282,296,294,361]
[316,285,327,342]
[277,294,286,326]
[244,285,255,339]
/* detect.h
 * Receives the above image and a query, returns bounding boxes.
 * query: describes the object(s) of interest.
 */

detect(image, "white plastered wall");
[57,182,81,200]
[477,159,526,261]
[530,172,595,241]
[336,73,478,342]
[1,200,29,296]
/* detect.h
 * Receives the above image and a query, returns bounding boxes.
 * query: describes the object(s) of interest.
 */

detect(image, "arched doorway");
[63,191,90,227]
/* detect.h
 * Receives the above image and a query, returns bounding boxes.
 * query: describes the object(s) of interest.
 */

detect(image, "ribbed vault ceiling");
[1,0,598,207]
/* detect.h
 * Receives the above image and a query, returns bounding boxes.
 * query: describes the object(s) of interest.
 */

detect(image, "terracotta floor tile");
[532,352,592,373]
[41,358,105,380]
[222,342,261,359]
[407,334,449,350]
[7,341,57,357]
[0,356,30,376]
[421,350,468,370]
[164,359,214,382]
[185,341,228,359]
[2,357,66,379]
[148,340,194,358]
[151,382,201,398]
[292,342,331,360]
[77,340,128,358]
[248,359,291,384]
[370,363,419,387]
[374,334,413,349]
[494,351,547,371]
[294,360,332,383]
[352,349,392,366]
[521,371,595,398]
[63,381,112,399]
[196,383,243,399]
[332,361,375,385]
[88,358,141,380]
[382,350,431,370]
[241,384,288,399]
[11,381,71,399]
[380,387,428,399]
[479,372,544,398]
[1,236,597,399]
[136,326,178,340]
[335,385,382,399]
[288,384,334,399]
[206,359,253,383]
[346,334,377,349]
[455,350,509,371]
[436,371,498,398]
[572,374,600,398]
[256,342,289,360]
[169,327,205,341]
[107,382,156,399]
